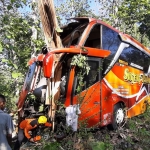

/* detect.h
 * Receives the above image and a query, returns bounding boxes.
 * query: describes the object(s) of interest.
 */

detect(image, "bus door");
[72,57,102,127]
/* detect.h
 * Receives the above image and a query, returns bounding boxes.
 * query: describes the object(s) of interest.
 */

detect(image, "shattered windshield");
[60,22,88,47]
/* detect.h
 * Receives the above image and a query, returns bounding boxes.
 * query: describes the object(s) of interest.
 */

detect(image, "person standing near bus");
[0,94,14,150]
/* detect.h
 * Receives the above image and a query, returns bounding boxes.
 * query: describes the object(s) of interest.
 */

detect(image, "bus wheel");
[108,103,125,130]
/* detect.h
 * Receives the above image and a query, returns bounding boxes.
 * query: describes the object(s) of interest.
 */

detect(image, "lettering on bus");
[124,68,150,84]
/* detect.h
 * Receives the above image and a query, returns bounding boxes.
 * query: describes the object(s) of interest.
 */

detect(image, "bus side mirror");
[43,52,54,78]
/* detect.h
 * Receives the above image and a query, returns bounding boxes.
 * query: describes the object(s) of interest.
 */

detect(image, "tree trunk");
[38,0,62,49]
[38,0,63,131]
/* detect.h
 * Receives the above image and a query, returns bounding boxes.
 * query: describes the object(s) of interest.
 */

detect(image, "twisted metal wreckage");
[16,0,150,135]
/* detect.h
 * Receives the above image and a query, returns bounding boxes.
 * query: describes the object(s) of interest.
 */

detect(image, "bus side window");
[119,46,132,63]
[120,45,149,72]
[143,54,150,73]
[74,60,100,95]
[102,25,121,73]
[84,61,99,88]
[84,24,101,49]
[102,26,121,57]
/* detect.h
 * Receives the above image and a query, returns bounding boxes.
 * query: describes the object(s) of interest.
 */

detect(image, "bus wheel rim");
[116,108,124,124]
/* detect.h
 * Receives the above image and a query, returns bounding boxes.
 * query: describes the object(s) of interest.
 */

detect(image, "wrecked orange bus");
[17,17,150,131]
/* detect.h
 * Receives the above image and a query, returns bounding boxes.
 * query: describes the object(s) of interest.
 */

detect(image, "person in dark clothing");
[14,116,51,150]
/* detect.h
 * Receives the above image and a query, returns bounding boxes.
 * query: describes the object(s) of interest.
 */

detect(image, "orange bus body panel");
[50,47,111,58]
[72,83,101,127]
[65,66,76,107]
[17,89,28,110]
[104,63,149,119]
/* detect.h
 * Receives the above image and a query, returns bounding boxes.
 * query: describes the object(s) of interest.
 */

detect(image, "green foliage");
[55,0,98,25]
[39,142,60,150]
[0,0,45,109]
[91,142,106,150]
[0,42,2,52]
[11,72,22,79]
[117,0,150,47]
[71,54,90,75]
[126,106,150,149]
[55,26,63,33]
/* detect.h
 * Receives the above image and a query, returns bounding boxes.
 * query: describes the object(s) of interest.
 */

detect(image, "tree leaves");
[11,72,21,78]
[55,26,63,33]
[71,54,90,75]
[117,0,150,47]
[0,42,3,52]
[1,59,8,63]
[55,0,98,25]
[0,0,39,109]
[7,5,13,10]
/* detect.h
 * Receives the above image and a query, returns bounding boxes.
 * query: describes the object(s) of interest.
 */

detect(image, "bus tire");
[108,103,125,130]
